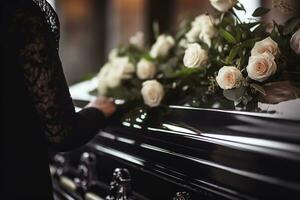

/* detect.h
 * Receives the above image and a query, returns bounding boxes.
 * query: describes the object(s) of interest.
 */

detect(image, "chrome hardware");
[173,192,191,200]
[106,168,133,200]
[52,153,67,177]
[60,176,77,192]
[77,152,98,190]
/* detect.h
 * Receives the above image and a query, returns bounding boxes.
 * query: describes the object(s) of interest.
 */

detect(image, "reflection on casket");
[50,79,300,200]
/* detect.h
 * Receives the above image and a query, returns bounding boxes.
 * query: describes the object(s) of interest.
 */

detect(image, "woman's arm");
[14,1,113,152]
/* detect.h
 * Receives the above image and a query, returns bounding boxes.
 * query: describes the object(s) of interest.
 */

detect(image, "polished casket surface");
[51,79,300,200]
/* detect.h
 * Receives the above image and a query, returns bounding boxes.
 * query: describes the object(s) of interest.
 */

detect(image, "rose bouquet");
[96,0,300,114]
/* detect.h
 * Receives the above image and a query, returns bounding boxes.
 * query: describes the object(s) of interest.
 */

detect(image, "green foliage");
[95,1,300,115]
[168,67,206,79]
[106,80,142,102]
[225,45,241,64]
[219,28,237,44]
[223,86,246,102]
[252,7,270,17]
[234,3,246,12]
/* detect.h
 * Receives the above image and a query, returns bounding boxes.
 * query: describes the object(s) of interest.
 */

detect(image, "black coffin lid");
[69,80,300,200]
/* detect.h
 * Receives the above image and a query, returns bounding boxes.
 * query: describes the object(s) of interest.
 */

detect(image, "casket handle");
[173,191,191,200]
[59,152,98,196]
[77,152,98,190]
[52,153,67,177]
[106,168,134,200]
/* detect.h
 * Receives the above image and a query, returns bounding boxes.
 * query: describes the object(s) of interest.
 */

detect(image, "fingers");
[96,97,114,103]
[108,97,114,102]
[86,97,116,118]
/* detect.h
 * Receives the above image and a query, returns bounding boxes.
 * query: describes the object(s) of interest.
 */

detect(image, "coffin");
[51,79,300,200]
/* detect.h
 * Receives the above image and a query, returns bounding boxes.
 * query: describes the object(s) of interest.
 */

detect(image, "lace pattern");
[12,0,75,143]
[33,0,60,48]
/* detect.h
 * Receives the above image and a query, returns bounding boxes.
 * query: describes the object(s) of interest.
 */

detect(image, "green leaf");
[226,45,240,64]
[252,7,270,17]
[250,83,266,96]
[240,22,260,29]
[169,67,205,78]
[221,15,235,26]
[236,28,242,42]
[142,53,155,61]
[162,65,176,78]
[219,28,237,44]
[234,3,246,12]
[223,86,246,102]
[241,37,260,48]
[252,24,266,35]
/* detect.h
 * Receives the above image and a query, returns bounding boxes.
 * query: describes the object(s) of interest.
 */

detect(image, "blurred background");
[48,0,299,84]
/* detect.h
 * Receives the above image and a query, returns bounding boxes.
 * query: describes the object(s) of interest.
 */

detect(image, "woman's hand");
[86,97,116,118]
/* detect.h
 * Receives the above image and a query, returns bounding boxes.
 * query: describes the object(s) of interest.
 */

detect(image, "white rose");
[290,28,300,55]
[251,37,279,57]
[108,48,119,61]
[111,57,135,79]
[247,52,277,82]
[185,26,202,43]
[178,38,189,49]
[130,31,145,50]
[216,66,243,89]
[185,14,217,47]
[183,43,208,68]
[193,14,214,27]
[106,68,122,88]
[97,63,112,95]
[199,26,217,47]
[150,35,175,58]
[98,57,135,93]
[136,58,156,80]
[98,63,122,89]
[210,0,237,12]
[141,80,164,107]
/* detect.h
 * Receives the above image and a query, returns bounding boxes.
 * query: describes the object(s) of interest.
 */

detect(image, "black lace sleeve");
[12,1,107,151]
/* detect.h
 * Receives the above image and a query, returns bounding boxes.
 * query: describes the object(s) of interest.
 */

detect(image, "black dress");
[2,0,107,199]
